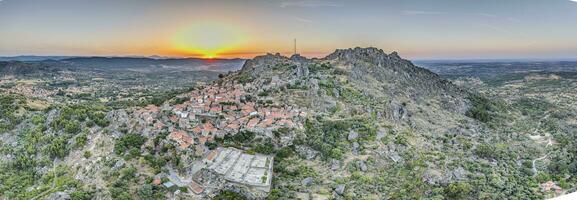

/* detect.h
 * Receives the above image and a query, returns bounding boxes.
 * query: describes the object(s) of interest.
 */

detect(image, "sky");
[1,0,577,60]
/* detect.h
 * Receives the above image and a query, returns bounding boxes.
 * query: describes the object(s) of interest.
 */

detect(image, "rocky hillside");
[231,47,472,136]
[216,47,541,199]
[0,47,548,200]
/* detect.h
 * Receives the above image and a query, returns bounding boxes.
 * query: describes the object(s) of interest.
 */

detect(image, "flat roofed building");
[203,147,274,193]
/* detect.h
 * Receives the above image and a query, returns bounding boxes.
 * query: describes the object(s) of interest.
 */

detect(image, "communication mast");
[294,38,297,55]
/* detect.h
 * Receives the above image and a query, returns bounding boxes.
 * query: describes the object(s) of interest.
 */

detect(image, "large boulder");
[334,184,346,195]
[348,130,359,141]
[301,177,314,186]
[47,192,71,200]
[295,145,318,160]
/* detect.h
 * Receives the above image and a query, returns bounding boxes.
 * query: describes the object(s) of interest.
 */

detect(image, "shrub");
[466,94,498,123]
[474,143,495,159]
[252,141,275,154]
[64,121,81,134]
[137,184,154,200]
[258,90,270,97]
[31,115,45,125]
[75,133,88,148]
[213,190,248,200]
[309,63,332,73]
[71,188,93,200]
[220,130,255,145]
[205,141,218,150]
[83,151,92,158]
[236,73,253,84]
[46,136,69,158]
[444,182,471,198]
[114,134,146,155]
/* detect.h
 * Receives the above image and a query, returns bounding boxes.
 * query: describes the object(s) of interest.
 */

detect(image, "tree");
[213,191,247,200]
[64,121,81,134]
[205,141,218,150]
[46,136,69,158]
[114,134,146,154]
[75,133,88,148]
[83,151,92,159]
[137,184,154,200]
[444,182,471,199]
[475,143,495,159]
[71,188,93,200]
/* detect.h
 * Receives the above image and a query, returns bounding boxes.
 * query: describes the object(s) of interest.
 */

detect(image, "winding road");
[532,153,549,175]
[530,112,552,176]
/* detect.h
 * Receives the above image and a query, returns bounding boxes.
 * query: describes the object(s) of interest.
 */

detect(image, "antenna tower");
[294,38,297,55]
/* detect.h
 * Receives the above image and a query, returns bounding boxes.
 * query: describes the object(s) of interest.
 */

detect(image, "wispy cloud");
[280,0,342,8]
[402,10,448,15]
[474,13,521,23]
[571,0,577,3]
[475,13,497,18]
[294,17,313,23]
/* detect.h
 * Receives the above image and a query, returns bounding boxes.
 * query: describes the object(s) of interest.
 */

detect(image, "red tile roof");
[206,150,218,161]
[190,180,204,194]
[168,131,193,149]
[192,126,202,134]
[153,178,162,185]
[169,115,178,123]
[247,118,260,128]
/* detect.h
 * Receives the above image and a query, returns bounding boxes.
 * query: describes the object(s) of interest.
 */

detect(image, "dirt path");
[531,112,552,176]
[532,154,549,176]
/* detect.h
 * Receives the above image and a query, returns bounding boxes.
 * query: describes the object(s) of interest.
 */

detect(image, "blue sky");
[1,0,577,59]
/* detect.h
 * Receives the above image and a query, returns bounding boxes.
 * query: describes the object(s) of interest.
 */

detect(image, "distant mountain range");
[0,56,76,62]
[415,60,577,80]
[0,56,246,73]
[60,57,245,72]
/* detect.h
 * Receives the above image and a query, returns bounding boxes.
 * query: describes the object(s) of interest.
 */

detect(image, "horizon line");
[2,53,577,62]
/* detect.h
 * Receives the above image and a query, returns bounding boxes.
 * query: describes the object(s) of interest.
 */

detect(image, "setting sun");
[172,22,246,58]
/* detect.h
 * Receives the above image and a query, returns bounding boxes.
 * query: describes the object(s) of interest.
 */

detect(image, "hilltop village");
[129,77,307,198]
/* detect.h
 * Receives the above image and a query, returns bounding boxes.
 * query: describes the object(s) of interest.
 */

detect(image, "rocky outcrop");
[326,47,467,111]
[236,47,469,115]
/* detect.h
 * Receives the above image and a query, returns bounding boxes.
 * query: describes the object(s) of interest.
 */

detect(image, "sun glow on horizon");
[171,22,247,58]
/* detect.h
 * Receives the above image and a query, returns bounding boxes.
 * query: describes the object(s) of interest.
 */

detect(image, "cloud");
[475,13,497,18]
[402,10,448,15]
[280,1,342,8]
[571,0,577,2]
[473,13,521,23]
[294,17,313,23]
